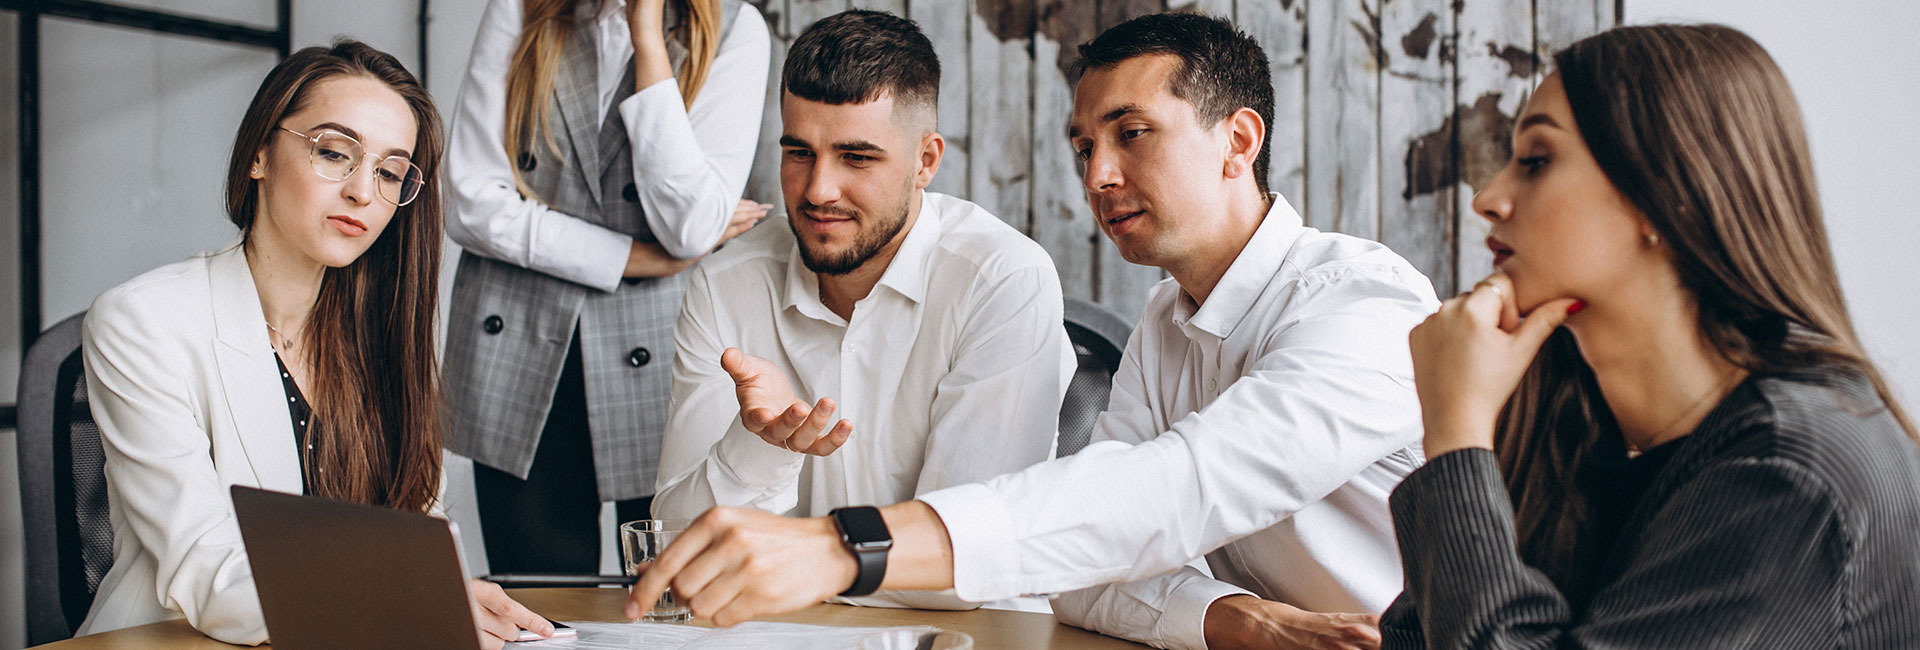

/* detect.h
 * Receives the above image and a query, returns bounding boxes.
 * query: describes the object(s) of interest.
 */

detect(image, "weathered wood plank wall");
[740,0,1617,322]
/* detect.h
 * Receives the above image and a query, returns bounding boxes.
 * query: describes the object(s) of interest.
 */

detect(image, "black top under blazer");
[1381,367,1920,648]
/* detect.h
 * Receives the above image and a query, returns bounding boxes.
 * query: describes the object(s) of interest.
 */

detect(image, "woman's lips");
[329,215,367,237]
[1486,236,1514,267]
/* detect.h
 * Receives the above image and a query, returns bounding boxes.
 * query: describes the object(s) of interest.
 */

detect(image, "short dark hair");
[1074,13,1274,194]
[783,10,941,124]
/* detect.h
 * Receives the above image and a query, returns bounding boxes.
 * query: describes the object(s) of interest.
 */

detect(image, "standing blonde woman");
[443,0,770,573]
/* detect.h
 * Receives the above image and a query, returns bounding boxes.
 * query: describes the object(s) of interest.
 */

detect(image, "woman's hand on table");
[470,578,554,650]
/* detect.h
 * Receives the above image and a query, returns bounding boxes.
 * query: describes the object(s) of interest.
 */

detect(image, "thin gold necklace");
[1625,369,1747,457]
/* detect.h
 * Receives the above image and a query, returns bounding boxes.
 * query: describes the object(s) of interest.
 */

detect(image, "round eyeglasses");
[277,126,424,207]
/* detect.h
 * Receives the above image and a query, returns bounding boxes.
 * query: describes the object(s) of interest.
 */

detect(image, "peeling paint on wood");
[1306,0,1380,238]
[1091,0,1170,318]
[970,0,1035,232]
[1033,0,1099,305]
[1099,0,1164,31]
[912,0,971,198]
[1381,0,1454,293]
[1351,4,1384,71]
[1534,0,1609,81]
[976,0,1038,41]
[1036,0,1099,83]
[1240,0,1308,205]
[849,0,908,16]
[1456,91,1519,193]
[789,0,851,39]
[1453,0,1537,290]
[1401,12,1437,59]
[1181,0,1236,20]
[1402,91,1517,199]
[1488,42,1536,78]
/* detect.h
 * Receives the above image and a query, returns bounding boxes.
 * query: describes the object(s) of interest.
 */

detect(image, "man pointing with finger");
[650,9,1073,610]
[631,12,1442,648]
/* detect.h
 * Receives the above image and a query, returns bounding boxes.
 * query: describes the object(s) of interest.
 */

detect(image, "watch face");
[834,506,891,546]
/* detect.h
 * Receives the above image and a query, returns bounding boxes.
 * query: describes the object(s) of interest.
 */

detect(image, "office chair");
[1057,298,1134,457]
[18,312,115,645]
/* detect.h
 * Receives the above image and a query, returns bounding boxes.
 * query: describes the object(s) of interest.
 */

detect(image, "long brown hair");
[1498,23,1918,598]
[223,40,445,513]
[503,0,722,197]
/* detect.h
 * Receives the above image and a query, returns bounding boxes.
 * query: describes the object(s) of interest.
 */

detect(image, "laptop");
[231,485,485,650]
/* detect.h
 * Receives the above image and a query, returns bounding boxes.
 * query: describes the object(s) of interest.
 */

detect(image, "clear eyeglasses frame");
[276,126,424,207]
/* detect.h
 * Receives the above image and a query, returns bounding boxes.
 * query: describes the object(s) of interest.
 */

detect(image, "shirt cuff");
[917,483,1027,602]
[618,78,694,177]
[530,212,632,292]
[1160,578,1256,650]
[617,79,716,257]
[712,424,804,488]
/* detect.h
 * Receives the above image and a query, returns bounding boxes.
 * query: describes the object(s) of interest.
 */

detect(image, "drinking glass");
[619,520,691,622]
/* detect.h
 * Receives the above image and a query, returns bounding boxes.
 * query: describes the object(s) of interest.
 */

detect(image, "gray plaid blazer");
[444,0,744,501]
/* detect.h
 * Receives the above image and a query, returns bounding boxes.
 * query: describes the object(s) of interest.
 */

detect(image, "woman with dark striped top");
[1387,24,1920,648]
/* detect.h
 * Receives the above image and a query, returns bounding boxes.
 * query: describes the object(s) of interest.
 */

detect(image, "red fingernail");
[1568,301,1587,315]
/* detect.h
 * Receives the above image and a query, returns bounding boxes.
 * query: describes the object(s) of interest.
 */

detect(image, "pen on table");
[485,573,640,588]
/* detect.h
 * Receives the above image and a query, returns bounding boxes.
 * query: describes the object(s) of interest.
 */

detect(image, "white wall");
[1623,0,1920,410]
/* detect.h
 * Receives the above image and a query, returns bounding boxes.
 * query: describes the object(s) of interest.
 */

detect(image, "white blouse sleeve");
[616,3,770,259]
[444,0,641,293]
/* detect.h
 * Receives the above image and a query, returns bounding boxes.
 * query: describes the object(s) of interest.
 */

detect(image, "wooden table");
[32,588,1148,649]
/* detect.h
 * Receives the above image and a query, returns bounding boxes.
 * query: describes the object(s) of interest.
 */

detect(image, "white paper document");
[510,620,944,650]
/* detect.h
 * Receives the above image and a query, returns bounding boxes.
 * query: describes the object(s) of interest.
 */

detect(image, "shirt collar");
[1173,193,1306,340]
[871,191,940,305]
[781,191,941,323]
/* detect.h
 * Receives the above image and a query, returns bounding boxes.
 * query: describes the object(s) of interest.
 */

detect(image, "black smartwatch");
[829,506,892,597]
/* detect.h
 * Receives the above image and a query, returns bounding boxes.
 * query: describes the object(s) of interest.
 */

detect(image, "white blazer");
[76,243,445,644]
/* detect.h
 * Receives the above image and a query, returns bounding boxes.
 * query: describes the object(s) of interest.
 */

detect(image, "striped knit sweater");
[1381,368,1920,648]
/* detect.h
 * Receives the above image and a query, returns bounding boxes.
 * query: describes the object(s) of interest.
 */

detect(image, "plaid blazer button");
[628,347,651,368]
[484,315,504,334]
[622,182,640,203]
[517,151,536,172]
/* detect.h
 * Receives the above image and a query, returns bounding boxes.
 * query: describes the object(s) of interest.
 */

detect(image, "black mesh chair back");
[17,312,116,645]
[1057,298,1134,457]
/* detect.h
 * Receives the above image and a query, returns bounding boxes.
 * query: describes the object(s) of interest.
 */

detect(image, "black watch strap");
[842,542,887,597]
[830,506,891,597]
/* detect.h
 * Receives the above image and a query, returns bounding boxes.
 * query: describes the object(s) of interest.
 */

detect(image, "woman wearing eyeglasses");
[78,41,552,648]
[440,0,769,574]
[1383,24,1920,648]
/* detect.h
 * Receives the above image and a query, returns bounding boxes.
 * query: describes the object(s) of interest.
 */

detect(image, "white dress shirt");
[654,191,1075,608]
[918,195,1438,650]
[446,0,769,292]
